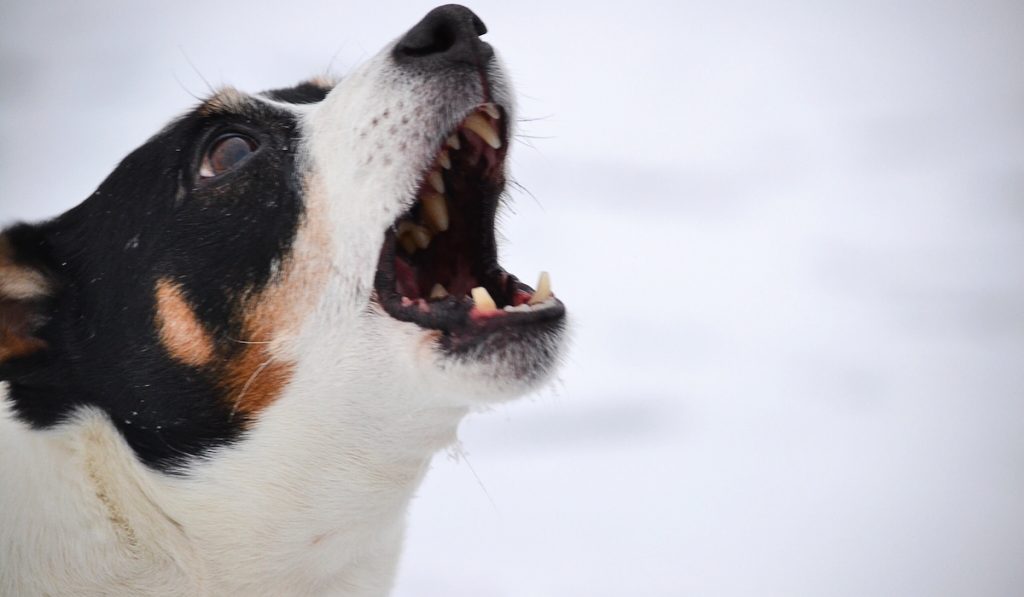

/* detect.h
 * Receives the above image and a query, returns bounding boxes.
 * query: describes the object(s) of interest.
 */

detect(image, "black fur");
[1,84,326,471]
[264,81,333,104]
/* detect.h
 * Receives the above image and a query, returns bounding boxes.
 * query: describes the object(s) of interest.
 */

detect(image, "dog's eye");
[199,134,257,179]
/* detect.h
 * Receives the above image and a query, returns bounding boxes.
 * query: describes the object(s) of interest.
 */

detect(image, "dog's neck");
[161,347,471,595]
[1,332,471,596]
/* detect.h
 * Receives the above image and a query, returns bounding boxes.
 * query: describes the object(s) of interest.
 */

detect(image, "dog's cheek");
[151,275,301,420]
[154,279,217,369]
[223,206,333,418]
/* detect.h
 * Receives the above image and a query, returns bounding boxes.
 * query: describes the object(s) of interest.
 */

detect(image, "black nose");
[393,4,494,67]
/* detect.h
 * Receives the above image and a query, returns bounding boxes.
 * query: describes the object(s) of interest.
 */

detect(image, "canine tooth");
[438,150,451,170]
[396,221,419,254]
[409,224,432,249]
[446,134,461,150]
[528,271,552,305]
[398,220,431,250]
[428,170,445,193]
[463,113,502,149]
[422,192,449,232]
[480,103,501,119]
[430,283,449,299]
[471,287,497,312]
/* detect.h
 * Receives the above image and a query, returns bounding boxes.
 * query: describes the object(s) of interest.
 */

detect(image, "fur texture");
[0,6,566,595]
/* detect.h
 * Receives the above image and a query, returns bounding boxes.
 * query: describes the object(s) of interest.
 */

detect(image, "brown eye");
[199,134,257,179]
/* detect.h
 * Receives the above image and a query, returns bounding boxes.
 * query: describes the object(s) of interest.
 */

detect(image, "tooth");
[480,103,501,119]
[528,272,552,305]
[428,170,445,193]
[409,224,432,249]
[463,113,502,149]
[399,220,431,250]
[438,150,451,170]
[446,134,461,150]
[396,220,416,235]
[471,286,497,312]
[430,283,449,299]
[399,234,418,254]
[397,222,418,253]
[503,304,532,313]
[421,192,449,232]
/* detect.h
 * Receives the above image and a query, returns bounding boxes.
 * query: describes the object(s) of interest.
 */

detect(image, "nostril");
[394,4,492,67]
[399,22,458,58]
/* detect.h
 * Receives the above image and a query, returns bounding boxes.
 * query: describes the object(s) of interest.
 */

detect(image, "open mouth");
[374,102,565,344]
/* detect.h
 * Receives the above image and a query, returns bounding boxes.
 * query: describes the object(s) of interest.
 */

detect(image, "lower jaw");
[374,240,564,337]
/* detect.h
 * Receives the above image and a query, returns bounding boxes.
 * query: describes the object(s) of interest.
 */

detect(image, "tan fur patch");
[221,342,294,418]
[154,279,216,368]
[0,299,47,361]
[307,74,339,89]
[219,179,332,417]
[0,237,49,300]
[0,237,49,361]
[198,87,249,116]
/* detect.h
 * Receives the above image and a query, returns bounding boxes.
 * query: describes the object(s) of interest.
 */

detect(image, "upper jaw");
[299,49,507,290]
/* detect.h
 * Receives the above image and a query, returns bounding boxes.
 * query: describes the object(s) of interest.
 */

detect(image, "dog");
[0,5,567,595]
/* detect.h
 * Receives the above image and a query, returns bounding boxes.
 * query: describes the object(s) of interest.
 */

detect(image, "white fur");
[0,38,565,597]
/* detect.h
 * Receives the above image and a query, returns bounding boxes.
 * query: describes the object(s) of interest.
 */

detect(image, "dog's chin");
[436,323,568,403]
[365,306,566,406]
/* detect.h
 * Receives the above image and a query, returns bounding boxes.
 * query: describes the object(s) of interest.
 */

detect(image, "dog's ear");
[0,227,55,369]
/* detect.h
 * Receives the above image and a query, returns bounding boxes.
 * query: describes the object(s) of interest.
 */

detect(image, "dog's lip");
[372,101,565,337]
[373,230,565,334]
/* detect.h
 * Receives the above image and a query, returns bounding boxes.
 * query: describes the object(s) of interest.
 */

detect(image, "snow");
[2,1,1023,595]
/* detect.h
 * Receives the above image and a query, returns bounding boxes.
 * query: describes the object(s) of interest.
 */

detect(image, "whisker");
[229,359,273,421]
[177,45,215,95]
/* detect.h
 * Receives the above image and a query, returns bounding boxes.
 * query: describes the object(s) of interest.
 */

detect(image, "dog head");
[0,5,567,472]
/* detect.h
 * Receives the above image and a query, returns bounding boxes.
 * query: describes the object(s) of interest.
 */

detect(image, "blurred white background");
[2,1,1023,595]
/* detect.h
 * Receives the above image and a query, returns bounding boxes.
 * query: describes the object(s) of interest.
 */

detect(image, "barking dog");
[0,5,567,595]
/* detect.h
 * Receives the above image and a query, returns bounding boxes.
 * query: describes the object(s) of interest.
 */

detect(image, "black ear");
[0,227,54,368]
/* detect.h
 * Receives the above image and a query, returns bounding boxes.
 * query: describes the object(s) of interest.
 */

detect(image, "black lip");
[374,230,566,334]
